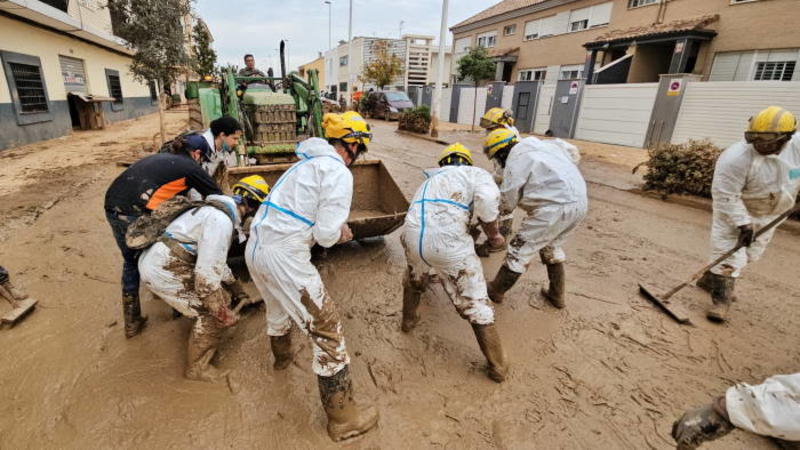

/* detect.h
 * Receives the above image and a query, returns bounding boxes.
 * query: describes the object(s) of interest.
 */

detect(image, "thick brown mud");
[0,116,798,449]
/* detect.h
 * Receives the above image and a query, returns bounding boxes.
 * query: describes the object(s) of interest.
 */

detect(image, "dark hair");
[244,54,254,60]
[210,116,242,137]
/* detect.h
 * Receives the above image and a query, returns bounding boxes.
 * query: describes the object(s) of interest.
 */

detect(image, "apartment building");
[323,35,452,99]
[0,0,160,150]
[450,0,800,86]
[298,54,326,88]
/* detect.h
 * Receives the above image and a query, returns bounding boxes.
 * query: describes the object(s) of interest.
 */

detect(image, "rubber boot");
[541,263,566,309]
[696,271,713,293]
[471,323,508,383]
[706,274,735,323]
[122,293,148,339]
[487,265,521,304]
[270,334,293,370]
[317,365,379,442]
[401,280,422,332]
[185,315,229,382]
[1,279,29,301]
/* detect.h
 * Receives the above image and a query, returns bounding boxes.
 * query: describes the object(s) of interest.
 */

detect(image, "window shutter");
[589,2,613,27]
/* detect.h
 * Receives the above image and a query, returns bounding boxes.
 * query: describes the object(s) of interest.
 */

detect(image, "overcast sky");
[195,0,492,72]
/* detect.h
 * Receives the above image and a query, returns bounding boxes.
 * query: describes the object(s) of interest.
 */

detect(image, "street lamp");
[431,0,449,138]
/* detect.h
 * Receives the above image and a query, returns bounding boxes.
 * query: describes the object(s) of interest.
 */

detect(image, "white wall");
[574,83,658,147]
[534,84,556,135]
[671,81,800,148]
[457,87,487,126]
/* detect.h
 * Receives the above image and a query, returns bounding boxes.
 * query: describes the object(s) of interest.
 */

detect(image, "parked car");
[360,90,414,120]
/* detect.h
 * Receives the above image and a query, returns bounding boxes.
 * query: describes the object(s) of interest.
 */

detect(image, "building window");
[754,61,796,81]
[339,55,348,66]
[503,24,517,36]
[1,50,53,125]
[105,68,124,111]
[454,37,471,54]
[560,64,584,80]
[628,0,659,8]
[39,0,69,12]
[477,32,497,48]
[524,19,543,40]
[570,19,589,32]
[519,69,546,81]
[339,82,348,93]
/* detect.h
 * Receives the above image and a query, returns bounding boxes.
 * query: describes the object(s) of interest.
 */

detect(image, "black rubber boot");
[122,293,148,338]
[541,263,566,309]
[471,323,508,383]
[487,265,521,304]
[270,334,293,370]
[696,271,713,293]
[317,365,379,442]
[706,274,735,323]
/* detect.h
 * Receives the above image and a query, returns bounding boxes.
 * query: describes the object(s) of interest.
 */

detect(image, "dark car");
[360,90,414,120]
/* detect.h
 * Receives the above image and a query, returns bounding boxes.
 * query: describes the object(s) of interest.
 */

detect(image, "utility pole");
[324,0,332,51]
[431,0,449,138]
[347,0,353,109]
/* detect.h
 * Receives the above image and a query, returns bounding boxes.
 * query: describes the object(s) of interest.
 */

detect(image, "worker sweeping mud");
[245,112,378,442]
[104,136,222,338]
[698,106,800,323]
[400,143,508,382]
[483,129,587,309]
[135,176,267,381]
[672,371,800,449]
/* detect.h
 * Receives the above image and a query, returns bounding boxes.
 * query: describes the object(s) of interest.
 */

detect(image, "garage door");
[574,83,658,147]
[59,55,88,93]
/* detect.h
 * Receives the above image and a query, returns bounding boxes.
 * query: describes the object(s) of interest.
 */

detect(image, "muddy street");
[1,114,798,449]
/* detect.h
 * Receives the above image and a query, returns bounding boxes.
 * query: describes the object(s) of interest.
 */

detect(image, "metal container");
[228,159,408,239]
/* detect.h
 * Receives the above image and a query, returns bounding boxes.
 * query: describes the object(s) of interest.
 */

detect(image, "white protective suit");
[500,137,588,274]
[710,133,800,277]
[138,195,240,316]
[402,165,501,325]
[725,372,800,441]
[245,138,353,377]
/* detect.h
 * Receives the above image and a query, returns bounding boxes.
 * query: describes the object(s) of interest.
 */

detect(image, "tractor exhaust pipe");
[280,40,287,84]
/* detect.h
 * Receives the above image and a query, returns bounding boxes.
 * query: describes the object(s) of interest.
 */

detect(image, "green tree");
[457,46,496,131]
[107,0,194,143]
[360,40,403,90]
[191,19,216,79]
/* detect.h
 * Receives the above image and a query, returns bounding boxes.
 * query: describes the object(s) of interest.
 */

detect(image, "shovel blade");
[2,298,37,326]
[638,283,692,325]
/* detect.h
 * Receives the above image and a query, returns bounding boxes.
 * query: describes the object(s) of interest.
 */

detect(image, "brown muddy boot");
[122,293,148,338]
[1,279,29,301]
[487,265,521,304]
[401,280,422,332]
[541,263,566,309]
[318,365,379,442]
[270,334,293,370]
[186,315,229,382]
[706,274,735,323]
[471,323,508,383]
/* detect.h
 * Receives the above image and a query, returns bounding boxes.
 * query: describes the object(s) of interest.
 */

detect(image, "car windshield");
[384,92,411,102]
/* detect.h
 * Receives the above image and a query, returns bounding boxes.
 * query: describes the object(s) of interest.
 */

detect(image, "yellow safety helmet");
[232,175,270,204]
[483,128,519,159]
[438,143,474,167]
[323,111,373,149]
[480,107,515,130]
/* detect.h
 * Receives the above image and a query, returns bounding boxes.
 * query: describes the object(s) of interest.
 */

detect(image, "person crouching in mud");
[245,112,379,442]
[137,176,269,382]
[400,143,509,383]
[482,128,588,309]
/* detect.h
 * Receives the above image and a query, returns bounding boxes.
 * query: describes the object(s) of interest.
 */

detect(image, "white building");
[324,35,453,99]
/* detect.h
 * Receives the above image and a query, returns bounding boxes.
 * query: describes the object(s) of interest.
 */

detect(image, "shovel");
[0,284,37,327]
[639,204,800,325]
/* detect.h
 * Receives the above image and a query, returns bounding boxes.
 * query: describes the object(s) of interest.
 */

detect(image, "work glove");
[223,279,250,308]
[202,289,238,327]
[737,224,755,248]
[671,401,734,450]
[475,233,506,258]
[337,223,353,244]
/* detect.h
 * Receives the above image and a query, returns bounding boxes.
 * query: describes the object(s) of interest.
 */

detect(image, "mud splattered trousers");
[246,236,350,377]
[105,210,142,297]
[505,199,587,274]
[709,209,780,278]
[400,232,495,325]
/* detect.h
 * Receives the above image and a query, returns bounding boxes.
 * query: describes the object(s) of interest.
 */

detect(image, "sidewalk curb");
[395,129,452,146]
